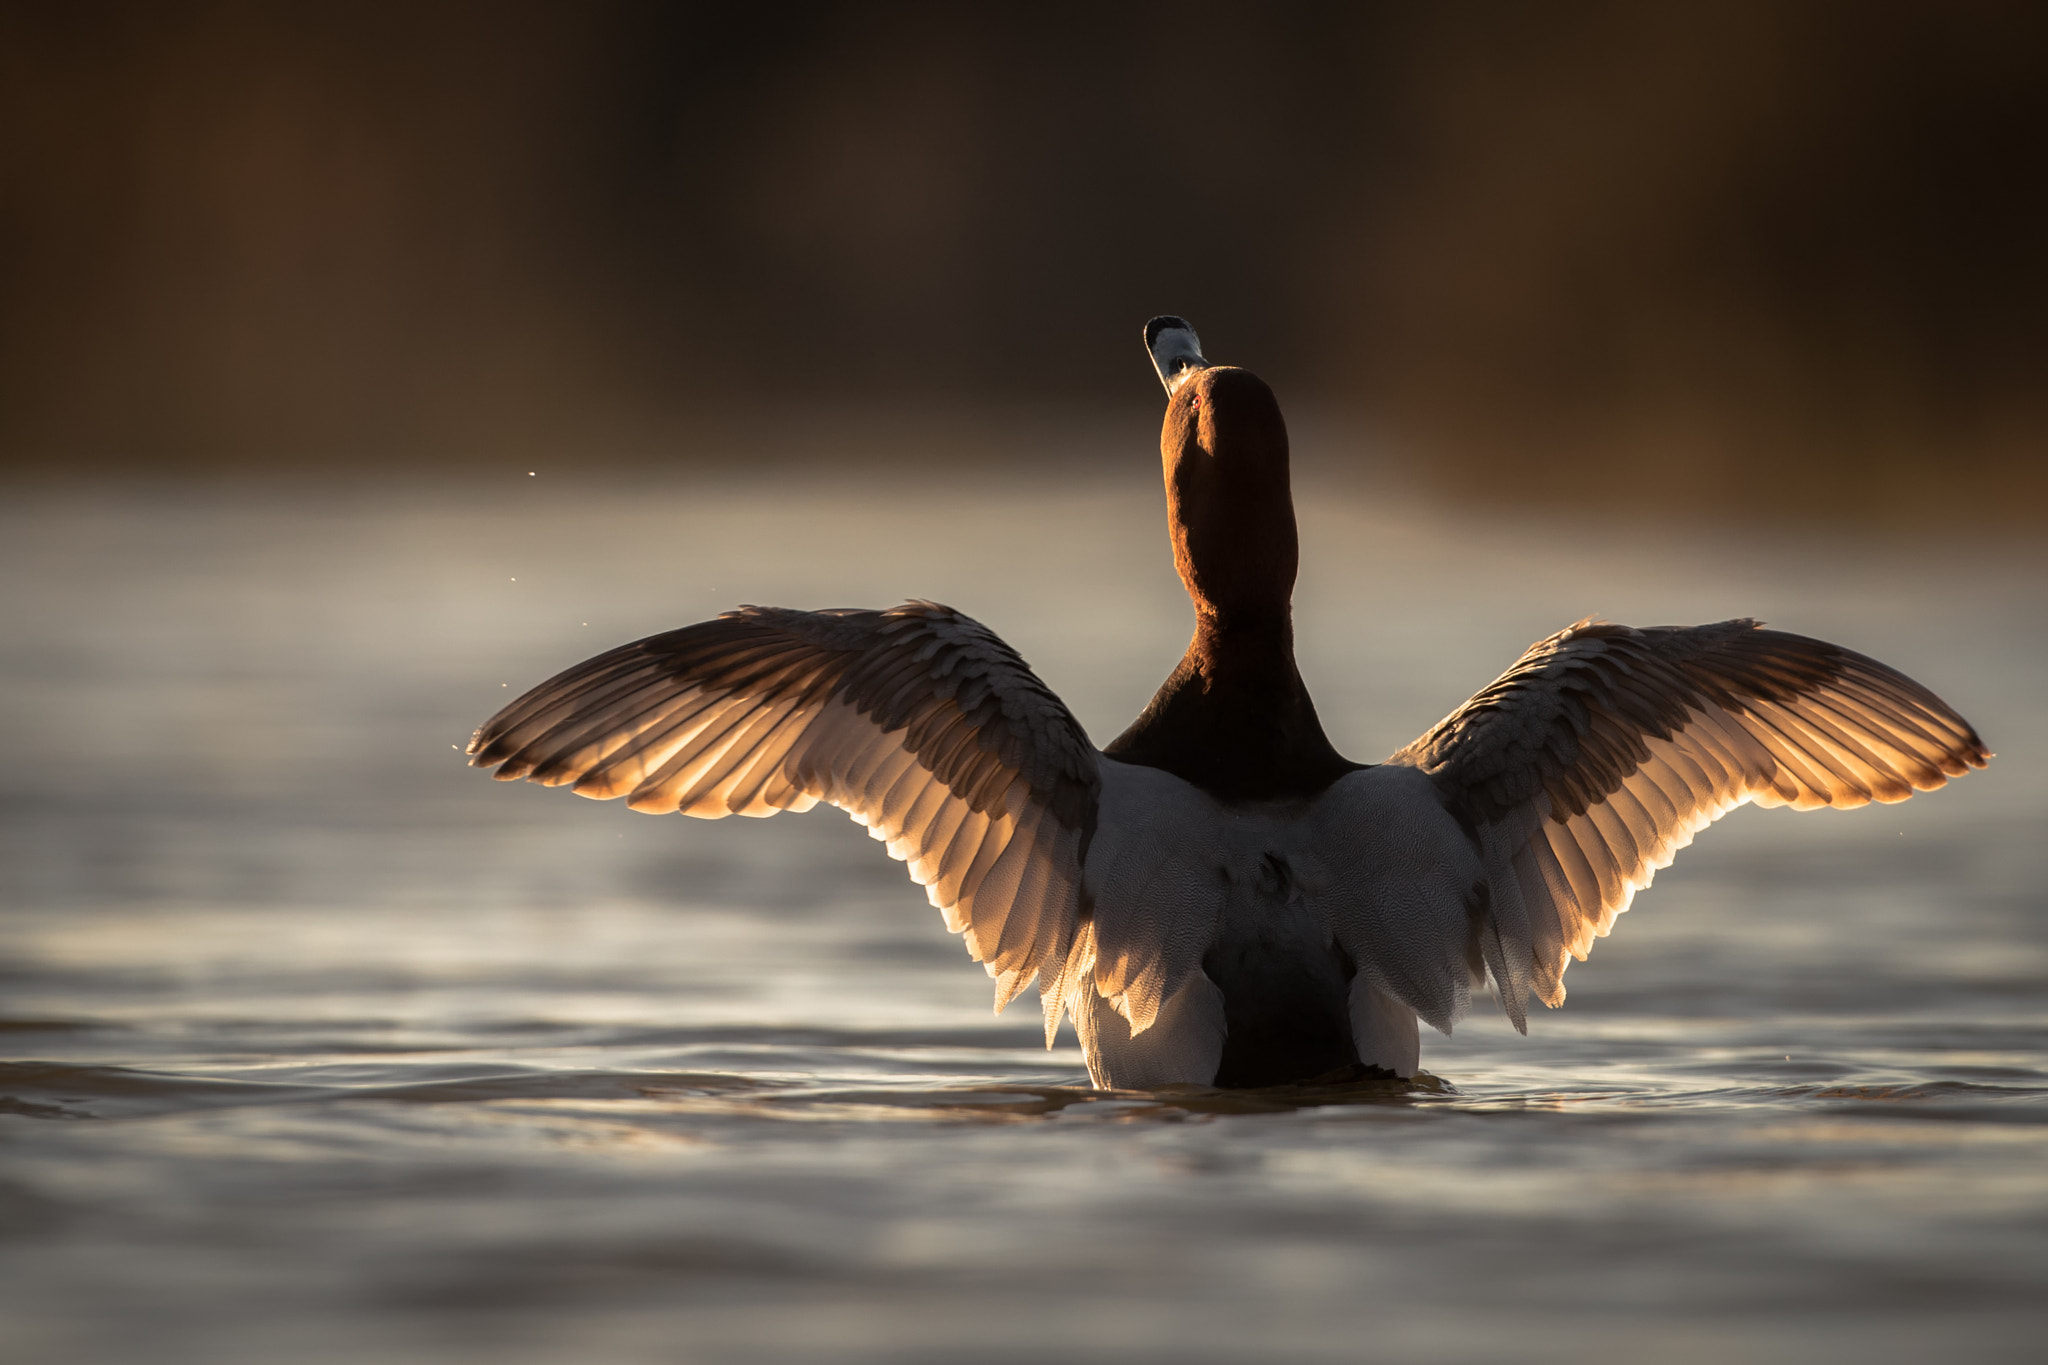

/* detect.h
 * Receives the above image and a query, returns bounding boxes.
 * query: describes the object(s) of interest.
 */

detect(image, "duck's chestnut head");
[1147,325,1297,625]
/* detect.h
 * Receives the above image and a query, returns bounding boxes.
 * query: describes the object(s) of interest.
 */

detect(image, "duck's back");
[1073,759,1471,1088]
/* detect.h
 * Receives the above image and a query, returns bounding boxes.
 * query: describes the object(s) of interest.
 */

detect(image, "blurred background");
[6,8,2048,1363]
[3,0,2044,517]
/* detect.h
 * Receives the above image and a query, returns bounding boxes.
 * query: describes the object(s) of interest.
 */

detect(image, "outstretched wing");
[1386,619,1989,1028]
[468,602,1101,1033]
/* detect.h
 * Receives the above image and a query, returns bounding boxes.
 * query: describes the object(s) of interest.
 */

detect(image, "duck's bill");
[1145,315,1208,394]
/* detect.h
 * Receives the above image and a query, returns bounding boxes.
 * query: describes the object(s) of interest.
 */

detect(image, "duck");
[469,317,1990,1090]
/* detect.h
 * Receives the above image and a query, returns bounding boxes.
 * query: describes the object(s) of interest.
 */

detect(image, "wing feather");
[470,604,1100,1036]
[928,808,993,914]
[1543,820,1604,941]
[1389,619,1987,1020]
[955,805,1023,912]
[968,805,1041,946]
[716,703,831,816]
[627,700,783,813]
[1606,779,1666,859]
[533,685,730,788]
[572,688,749,793]
[667,698,810,813]
[1585,795,1642,881]
[907,792,973,891]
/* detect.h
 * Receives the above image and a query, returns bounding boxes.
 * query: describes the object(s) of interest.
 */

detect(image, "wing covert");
[469,602,1101,1031]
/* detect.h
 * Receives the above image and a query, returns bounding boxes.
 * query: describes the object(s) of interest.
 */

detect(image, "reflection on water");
[2,469,2045,1364]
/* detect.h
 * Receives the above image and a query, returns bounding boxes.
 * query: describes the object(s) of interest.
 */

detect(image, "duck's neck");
[1104,367,1353,802]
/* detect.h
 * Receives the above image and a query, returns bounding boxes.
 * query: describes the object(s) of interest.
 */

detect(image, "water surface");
[3,468,2044,1363]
